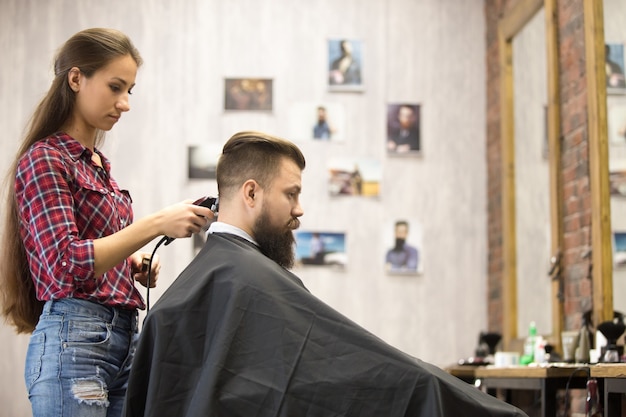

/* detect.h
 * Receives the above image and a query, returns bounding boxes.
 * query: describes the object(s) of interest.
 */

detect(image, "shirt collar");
[49,132,112,172]
[208,221,258,245]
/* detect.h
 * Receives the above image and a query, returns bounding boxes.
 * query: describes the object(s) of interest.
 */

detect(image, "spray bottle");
[520,321,537,365]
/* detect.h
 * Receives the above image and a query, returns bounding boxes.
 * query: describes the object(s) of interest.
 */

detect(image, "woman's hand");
[130,251,160,288]
[156,200,215,239]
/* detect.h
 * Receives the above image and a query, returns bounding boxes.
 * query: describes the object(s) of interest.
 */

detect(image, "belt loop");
[111,306,120,327]
[41,300,54,315]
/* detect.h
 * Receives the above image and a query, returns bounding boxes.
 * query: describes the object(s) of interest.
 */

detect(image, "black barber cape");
[124,232,527,417]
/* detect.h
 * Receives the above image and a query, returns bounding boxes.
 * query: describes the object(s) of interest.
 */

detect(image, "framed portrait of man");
[328,39,364,92]
[224,78,273,111]
[287,101,346,142]
[384,218,423,275]
[386,103,421,155]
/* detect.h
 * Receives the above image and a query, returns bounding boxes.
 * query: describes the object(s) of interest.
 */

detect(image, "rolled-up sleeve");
[16,146,96,298]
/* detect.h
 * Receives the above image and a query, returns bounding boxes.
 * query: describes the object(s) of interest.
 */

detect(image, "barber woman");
[0,28,213,417]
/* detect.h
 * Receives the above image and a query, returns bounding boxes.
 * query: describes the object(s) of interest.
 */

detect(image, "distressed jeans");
[25,298,138,417]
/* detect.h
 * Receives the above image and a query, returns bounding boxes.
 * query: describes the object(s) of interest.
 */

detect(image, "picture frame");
[386,103,421,155]
[608,100,626,147]
[224,78,273,111]
[287,102,346,142]
[610,171,626,198]
[327,39,364,92]
[295,231,347,268]
[384,218,423,275]
[187,144,221,180]
[327,157,381,197]
[606,43,626,95]
[614,231,626,268]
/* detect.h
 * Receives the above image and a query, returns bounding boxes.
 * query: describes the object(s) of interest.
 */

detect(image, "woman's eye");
[110,84,120,92]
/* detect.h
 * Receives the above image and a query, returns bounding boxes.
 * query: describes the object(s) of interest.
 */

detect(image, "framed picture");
[610,171,626,198]
[606,43,626,94]
[287,102,346,142]
[224,78,273,111]
[614,231,626,268]
[387,103,421,154]
[384,218,423,275]
[608,101,626,147]
[187,144,221,179]
[327,157,381,197]
[328,39,363,92]
[295,231,347,268]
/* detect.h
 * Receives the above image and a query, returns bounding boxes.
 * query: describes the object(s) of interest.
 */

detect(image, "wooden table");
[590,363,626,415]
[445,364,480,384]
[474,364,591,417]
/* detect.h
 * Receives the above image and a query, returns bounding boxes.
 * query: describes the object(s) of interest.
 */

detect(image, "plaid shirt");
[15,133,144,309]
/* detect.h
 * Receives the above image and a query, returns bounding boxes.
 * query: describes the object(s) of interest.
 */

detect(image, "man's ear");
[67,67,81,93]
[242,180,259,207]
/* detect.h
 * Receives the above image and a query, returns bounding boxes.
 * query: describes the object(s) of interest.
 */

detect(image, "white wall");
[0,0,487,414]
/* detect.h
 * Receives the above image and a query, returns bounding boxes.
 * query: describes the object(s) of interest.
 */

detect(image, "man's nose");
[293,202,304,218]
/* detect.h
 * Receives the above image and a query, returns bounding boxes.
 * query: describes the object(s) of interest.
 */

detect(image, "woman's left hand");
[130,251,160,288]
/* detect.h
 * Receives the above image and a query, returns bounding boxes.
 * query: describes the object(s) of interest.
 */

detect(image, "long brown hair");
[0,28,142,333]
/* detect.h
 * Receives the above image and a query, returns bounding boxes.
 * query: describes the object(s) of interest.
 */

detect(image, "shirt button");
[61,261,67,267]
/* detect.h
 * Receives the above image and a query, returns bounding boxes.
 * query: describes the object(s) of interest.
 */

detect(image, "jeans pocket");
[64,318,111,346]
[24,331,45,390]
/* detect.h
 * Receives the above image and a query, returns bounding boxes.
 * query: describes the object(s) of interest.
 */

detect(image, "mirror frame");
[499,0,563,350]
[583,0,614,327]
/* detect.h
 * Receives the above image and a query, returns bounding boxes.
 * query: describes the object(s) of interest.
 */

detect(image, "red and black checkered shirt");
[15,132,144,309]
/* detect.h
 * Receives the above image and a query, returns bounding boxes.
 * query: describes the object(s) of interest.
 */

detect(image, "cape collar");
[208,222,258,246]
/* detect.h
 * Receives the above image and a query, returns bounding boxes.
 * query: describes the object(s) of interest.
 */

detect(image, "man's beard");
[393,238,406,252]
[253,207,300,269]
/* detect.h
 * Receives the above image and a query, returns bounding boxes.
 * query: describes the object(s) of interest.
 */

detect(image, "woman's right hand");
[156,200,215,239]
[92,200,215,277]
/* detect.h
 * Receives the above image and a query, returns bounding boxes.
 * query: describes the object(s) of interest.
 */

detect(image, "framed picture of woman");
[328,39,364,92]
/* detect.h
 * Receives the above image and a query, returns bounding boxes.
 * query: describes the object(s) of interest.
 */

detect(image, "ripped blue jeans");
[25,298,138,417]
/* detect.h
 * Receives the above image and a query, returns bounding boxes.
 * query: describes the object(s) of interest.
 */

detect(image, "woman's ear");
[67,67,81,92]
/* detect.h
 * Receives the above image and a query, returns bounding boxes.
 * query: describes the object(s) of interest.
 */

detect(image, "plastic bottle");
[575,324,591,363]
[534,336,546,364]
[520,321,537,365]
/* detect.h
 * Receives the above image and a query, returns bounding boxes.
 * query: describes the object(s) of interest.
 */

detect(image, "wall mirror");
[513,5,550,339]
[499,0,562,349]
[603,0,626,318]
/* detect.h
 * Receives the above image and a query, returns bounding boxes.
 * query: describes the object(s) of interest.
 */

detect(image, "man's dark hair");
[217,131,306,198]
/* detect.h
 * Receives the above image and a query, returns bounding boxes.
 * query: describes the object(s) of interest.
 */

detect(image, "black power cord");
[143,235,169,314]
[142,196,218,315]
[562,366,591,417]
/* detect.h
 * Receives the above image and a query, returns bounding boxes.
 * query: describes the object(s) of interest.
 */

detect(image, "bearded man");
[123,131,526,417]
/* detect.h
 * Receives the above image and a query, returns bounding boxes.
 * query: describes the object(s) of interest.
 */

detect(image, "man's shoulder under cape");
[124,232,526,417]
